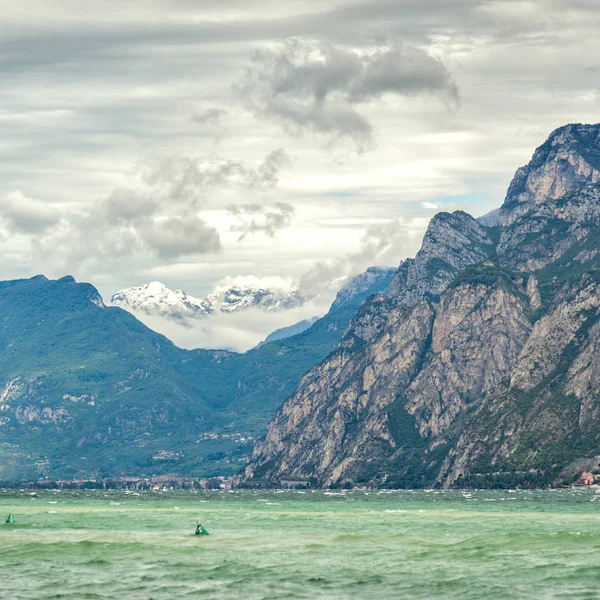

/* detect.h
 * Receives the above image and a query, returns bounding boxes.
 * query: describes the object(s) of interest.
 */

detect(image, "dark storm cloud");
[227,202,295,239]
[236,39,458,149]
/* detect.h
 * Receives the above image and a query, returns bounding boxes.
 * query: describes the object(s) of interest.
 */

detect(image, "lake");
[1,488,600,599]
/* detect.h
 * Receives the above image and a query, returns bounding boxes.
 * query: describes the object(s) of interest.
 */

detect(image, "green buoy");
[5,512,15,524]
[195,521,209,536]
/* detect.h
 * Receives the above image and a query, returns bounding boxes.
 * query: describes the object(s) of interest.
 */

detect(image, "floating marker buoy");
[195,521,209,536]
[5,512,15,524]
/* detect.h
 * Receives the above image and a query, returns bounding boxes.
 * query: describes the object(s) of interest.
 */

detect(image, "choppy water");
[2,488,600,599]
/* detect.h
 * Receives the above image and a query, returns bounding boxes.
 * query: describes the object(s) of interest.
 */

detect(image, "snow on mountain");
[111,281,309,320]
[111,281,211,320]
[218,286,306,313]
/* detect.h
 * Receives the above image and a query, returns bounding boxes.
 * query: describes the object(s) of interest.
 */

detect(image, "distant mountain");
[245,123,600,490]
[330,267,397,311]
[111,281,308,320]
[111,281,212,320]
[257,317,319,347]
[253,267,397,348]
[218,286,306,313]
[0,266,394,481]
[477,207,500,227]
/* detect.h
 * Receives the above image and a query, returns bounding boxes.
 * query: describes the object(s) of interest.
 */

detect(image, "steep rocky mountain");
[0,267,393,481]
[499,123,600,225]
[111,281,308,320]
[245,123,600,489]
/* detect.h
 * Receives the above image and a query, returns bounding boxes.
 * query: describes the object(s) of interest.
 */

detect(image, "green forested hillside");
[0,269,394,480]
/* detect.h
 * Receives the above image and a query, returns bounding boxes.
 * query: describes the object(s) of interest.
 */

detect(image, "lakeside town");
[0,475,241,491]
[1,471,599,492]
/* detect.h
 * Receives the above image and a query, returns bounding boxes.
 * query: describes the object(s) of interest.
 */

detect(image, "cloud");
[237,39,458,150]
[192,107,228,126]
[421,201,440,209]
[124,296,328,353]
[0,190,62,233]
[101,187,159,224]
[227,202,295,239]
[28,148,290,275]
[139,148,289,207]
[139,216,222,259]
[247,149,291,190]
[2,0,600,312]
[296,218,423,297]
[33,178,223,269]
[345,45,459,102]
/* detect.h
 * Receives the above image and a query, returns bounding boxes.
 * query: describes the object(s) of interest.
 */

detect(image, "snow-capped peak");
[110,281,310,320]
[111,281,211,320]
[219,285,305,313]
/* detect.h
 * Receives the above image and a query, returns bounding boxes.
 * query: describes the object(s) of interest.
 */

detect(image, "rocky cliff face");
[499,123,600,225]
[245,123,600,489]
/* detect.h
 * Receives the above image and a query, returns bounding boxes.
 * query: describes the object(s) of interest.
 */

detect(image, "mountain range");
[4,122,600,489]
[244,123,600,489]
[111,281,309,321]
[0,266,394,481]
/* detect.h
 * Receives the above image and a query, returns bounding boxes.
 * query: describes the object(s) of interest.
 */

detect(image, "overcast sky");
[0,0,599,348]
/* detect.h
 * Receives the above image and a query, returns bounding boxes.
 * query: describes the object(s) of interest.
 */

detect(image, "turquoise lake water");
[2,488,600,599]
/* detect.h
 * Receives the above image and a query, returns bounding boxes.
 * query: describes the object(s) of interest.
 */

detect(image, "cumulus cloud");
[237,39,458,150]
[31,148,290,275]
[32,183,221,274]
[0,191,62,234]
[227,202,295,239]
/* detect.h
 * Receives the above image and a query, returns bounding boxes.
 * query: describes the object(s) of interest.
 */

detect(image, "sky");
[0,0,599,349]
